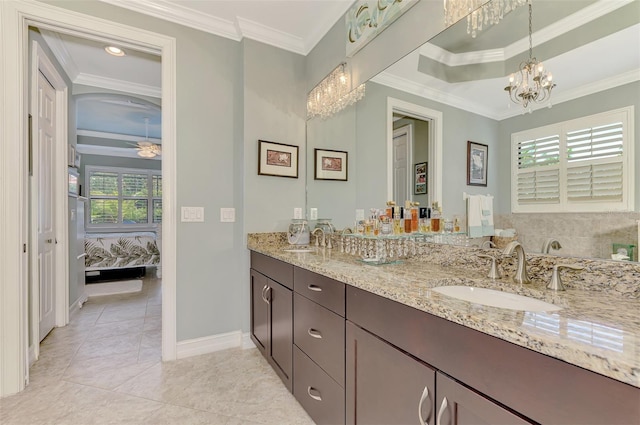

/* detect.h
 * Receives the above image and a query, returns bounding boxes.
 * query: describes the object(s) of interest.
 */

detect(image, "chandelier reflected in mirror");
[504,0,555,110]
[444,0,526,38]
[307,62,365,120]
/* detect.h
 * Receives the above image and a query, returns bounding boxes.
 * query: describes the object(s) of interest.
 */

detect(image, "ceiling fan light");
[137,149,156,158]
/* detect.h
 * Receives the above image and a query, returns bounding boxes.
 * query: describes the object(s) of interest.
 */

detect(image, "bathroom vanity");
[248,235,640,425]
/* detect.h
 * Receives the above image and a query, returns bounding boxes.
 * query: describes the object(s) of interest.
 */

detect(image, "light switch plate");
[309,208,318,220]
[220,208,235,223]
[294,207,303,219]
[181,206,205,222]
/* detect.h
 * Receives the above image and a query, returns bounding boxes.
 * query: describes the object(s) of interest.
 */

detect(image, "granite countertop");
[247,234,640,389]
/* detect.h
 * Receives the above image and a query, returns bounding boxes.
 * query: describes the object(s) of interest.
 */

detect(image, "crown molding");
[77,129,162,143]
[303,0,355,55]
[75,143,161,160]
[237,17,305,55]
[39,29,80,80]
[74,73,161,98]
[98,0,334,55]
[422,0,634,68]
[99,0,241,40]
[371,72,500,120]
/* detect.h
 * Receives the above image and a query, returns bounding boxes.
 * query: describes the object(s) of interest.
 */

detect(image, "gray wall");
[43,1,306,342]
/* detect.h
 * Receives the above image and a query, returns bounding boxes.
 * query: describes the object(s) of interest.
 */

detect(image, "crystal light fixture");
[504,0,555,110]
[444,0,526,38]
[307,63,365,120]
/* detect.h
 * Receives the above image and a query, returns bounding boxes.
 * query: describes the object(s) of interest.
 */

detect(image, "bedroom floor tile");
[1,276,314,425]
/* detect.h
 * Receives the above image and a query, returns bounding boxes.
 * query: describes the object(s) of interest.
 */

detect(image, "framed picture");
[414,162,427,194]
[467,141,488,186]
[68,144,76,167]
[258,140,299,178]
[314,148,348,181]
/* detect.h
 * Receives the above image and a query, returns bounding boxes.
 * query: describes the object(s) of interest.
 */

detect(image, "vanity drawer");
[294,266,345,316]
[294,293,345,386]
[293,345,345,425]
[251,251,293,289]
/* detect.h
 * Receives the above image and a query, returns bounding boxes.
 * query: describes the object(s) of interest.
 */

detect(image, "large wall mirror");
[306,0,639,261]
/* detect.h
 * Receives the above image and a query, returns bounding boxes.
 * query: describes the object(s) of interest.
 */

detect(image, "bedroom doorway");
[0,0,178,396]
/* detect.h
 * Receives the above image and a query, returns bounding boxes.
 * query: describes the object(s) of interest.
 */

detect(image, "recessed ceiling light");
[104,46,126,57]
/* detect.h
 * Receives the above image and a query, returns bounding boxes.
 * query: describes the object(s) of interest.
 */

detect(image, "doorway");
[0,0,177,396]
[386,97,443,207]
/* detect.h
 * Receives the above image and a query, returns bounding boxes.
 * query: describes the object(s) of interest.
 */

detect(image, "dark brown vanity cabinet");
[250,252,293,391]
[292,267,346,425]
[346,321,436,425]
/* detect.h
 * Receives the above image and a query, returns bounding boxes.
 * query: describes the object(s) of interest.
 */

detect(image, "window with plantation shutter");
[86,166,162,229]
[511,107,634,213]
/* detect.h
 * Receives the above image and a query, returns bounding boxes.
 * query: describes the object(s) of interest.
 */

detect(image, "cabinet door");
[250,269,269,353]
[346,321,435,425]
[435,373,531,425]
[268,278,293,391]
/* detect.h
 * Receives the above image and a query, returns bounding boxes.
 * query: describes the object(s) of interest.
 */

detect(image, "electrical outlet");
[309,208,318,220]
[181,207,205,222]
[220,208,235,223]
[294,207,303,219]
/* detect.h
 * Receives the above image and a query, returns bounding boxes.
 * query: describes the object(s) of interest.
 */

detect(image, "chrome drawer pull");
[436,397,448,425]
[307,284,323,292]
[261,285,268,303]
[307,328,323,339]
[418,386,431,425]
[307,386,322,401]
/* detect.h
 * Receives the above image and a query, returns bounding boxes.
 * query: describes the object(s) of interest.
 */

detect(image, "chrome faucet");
[541,238,562,254]
[502,241,531,284]
[547,263,584,291]
[311,228,325,248]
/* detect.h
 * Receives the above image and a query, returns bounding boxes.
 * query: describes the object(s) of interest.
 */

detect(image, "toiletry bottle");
[386,201,395,222]
[419,207,430,233]
[381,215,392,235]
[393,208,402,235]
[453,216,461,233]
[404,200,412,234]
[431,202,441,233]
[411,202,419,233]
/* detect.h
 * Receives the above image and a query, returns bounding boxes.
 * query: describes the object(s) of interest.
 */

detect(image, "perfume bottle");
[393,209,402,235]
[403,201,412,234]
[431,202,441,233]
[411,202,419,233]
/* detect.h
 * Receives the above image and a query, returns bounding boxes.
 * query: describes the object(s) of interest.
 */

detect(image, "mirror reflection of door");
[393,114,430,207]
[392,124,412,204]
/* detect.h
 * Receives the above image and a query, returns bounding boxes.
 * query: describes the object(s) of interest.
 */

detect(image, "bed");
[84,231,161,272]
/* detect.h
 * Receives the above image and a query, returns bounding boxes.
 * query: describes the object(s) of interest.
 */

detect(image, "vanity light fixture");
[504,0,555,111]
[104,45,126,57]
[444,0,526,38]
[307,62,366,120]
[135,118,161,158]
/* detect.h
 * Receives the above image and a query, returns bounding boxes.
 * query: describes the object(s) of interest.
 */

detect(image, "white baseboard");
[28,344,37,366]
[176,330,243,359]
[242,332,256,349]
[69,293,88,318]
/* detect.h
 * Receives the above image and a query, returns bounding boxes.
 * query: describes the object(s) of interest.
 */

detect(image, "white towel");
[467,195,483,238]
[480,195,494,236]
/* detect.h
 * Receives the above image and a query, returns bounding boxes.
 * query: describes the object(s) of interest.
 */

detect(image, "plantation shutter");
[566,122,624,202]
[515,134,560,204]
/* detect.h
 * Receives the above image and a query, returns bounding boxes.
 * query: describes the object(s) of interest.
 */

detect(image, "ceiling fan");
[134,118,161,158]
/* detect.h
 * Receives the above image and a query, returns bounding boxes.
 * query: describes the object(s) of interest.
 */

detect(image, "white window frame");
[511,106,634,213]
[85,165,161,230]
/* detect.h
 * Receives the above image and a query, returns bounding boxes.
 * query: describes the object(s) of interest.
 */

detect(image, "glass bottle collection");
[354,200,462,238]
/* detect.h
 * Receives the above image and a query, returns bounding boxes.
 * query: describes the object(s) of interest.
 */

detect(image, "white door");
[393,125,412,204]
[37,70,57,341]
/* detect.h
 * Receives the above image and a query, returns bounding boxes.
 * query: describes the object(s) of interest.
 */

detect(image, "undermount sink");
[282,247,315,253]
[432,286,562,312]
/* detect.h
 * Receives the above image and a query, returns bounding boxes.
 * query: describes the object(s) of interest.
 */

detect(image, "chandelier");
[504,0,555,110]
[135,118,162,158]
[307,63,365,120]
[444,0,526,38]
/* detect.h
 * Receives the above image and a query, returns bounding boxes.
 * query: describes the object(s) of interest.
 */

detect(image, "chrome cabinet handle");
[307,284,322,292]
[307,328,323,339]
[436,397,448,425]
[307,386,322,401]
[265,286,272,304]
[261,285,268,303]
[418,386,432,425]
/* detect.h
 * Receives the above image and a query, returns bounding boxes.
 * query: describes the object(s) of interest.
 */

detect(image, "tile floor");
[0,277,314,425]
